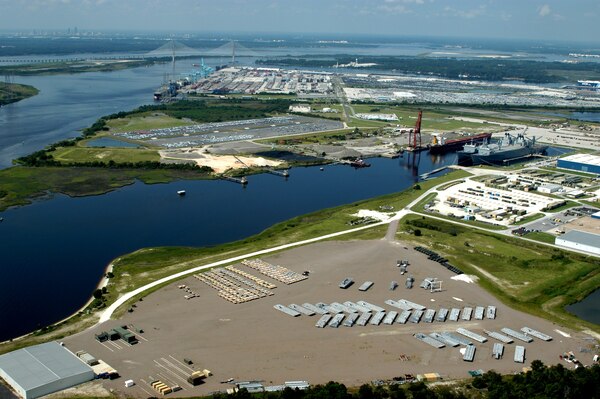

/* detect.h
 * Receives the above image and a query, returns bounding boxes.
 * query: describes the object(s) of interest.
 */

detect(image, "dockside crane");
[408,110,423,151]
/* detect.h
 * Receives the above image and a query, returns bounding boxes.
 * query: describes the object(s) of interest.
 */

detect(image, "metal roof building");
[557,154,600,175]
[555,230,600,256]
[0,342,94,399]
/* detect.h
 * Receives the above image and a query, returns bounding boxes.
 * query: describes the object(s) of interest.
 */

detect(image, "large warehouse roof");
[559,153,600,167]
[559,230,600,247]
[0,342,93,398]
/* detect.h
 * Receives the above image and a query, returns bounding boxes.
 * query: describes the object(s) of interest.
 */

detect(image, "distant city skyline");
[0,0,598,43]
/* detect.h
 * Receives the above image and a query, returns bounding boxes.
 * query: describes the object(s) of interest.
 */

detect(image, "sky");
[0,0,598,43]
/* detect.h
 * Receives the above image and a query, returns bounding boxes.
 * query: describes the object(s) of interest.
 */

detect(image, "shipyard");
[1,6,600,399]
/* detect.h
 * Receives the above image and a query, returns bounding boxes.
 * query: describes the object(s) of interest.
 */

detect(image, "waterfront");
[567,289,600,325]
[1,41,598,342]
[0,154,453,341]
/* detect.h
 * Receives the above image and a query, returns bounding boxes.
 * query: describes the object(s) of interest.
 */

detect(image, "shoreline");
[1,169,599,352]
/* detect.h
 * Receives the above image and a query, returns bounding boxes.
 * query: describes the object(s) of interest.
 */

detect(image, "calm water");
[86,137,140,148]
[1,47,597,340]
[541,111,600,123]
[0,59,210,168]
[567,289,600,325]
[0,154,453,341]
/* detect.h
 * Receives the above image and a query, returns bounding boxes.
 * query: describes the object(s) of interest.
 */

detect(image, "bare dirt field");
[160,147,282,173]
[64,240,596,398]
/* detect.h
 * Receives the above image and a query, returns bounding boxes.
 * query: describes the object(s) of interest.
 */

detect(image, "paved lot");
[64,240,594,397]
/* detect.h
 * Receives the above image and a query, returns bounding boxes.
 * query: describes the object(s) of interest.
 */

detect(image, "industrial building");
[0,342,94,399]
[555,230,600,256]
[557,154,600,175]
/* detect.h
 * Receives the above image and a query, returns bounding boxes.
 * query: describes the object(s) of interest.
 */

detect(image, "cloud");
[443,5,485,19]
[384,0,424,3]
[538,4,551,17]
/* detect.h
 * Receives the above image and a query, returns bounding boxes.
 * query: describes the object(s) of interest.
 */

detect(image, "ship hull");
[429,133,492,154]
[458,145,547,166]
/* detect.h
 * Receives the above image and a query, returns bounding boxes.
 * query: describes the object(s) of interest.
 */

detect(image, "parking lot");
[115,115,343,148]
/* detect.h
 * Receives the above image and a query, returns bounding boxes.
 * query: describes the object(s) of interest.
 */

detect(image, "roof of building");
[558,229,600,248]
[0,342,93,391]
[559,153,600,167]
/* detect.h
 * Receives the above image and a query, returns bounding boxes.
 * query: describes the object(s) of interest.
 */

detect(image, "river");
[1,55,597,341]
[0,154,455,341]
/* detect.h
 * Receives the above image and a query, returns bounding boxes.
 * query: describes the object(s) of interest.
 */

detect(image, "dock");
[220,175,248,185]
[267,169,289,178]
[420,166,449,180]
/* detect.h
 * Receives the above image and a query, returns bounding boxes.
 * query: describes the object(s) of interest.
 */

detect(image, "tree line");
[205,362,600,399]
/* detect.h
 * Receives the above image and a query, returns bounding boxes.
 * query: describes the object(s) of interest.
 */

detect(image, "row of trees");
[205,363,600,399]
[257,56,600,84]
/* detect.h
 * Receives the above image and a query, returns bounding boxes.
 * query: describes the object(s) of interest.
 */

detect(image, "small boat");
[319,167,324,171]
[177,190,186,196]
[350,158,371,168]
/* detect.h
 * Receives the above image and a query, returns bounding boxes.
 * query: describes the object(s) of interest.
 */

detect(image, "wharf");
[220,175,248,185]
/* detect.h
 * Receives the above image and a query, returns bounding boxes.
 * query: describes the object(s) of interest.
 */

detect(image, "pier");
[420,166,449,180]
[220,176,248,185]
[267,169,289,178]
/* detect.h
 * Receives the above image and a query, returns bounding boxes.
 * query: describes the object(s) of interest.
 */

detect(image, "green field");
[398,215,600,331]
[0,82,39,106]
[348,104,493,131]
[51,146,160,164]
[526,231,558,244]
[105,113,193,133]
[0,59,156,76]
[0,169,469,355]
[0,166,212,211]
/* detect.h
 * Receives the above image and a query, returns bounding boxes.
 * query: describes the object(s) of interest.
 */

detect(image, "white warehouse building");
[555,230,600,256]
[0,342,94,399]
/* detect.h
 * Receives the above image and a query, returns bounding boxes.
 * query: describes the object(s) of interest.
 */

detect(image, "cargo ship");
[457,132,547,166]
[429,132,492,154]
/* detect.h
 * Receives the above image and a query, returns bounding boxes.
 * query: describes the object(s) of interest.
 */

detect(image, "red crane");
[409,110,422,150]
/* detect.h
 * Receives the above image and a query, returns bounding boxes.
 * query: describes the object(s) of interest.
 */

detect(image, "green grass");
[105,113,193,133]
[0,59,155,76]
[104,170,471,308]
[0,166,213,211]
[397,215,600,333]
[513,213,545,225]
[0,169,469,355]
[546,200,578,213]
[0,82,39,105]
[51,147,160,164]
[540,166,599,178]
[525,231,557,244]
[349,105,491,130]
